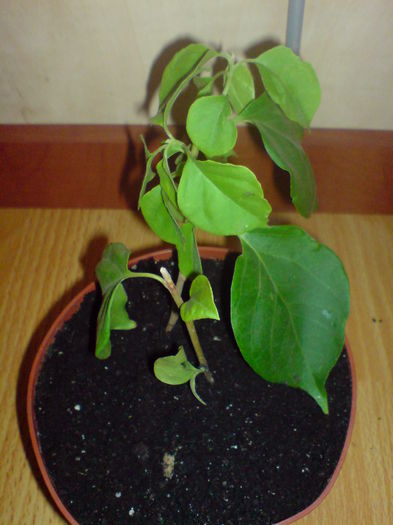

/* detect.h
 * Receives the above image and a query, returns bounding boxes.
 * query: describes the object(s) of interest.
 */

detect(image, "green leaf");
[96,284,136,359]
[193,76,214,97]
[140,186,201,279]
[253,45,321,128]
[138,138,165,207]
[178,158,271,235]
[227,63,255,113]
[238,93,317,217]
[140,185,182,245]
[95,243,135,359]
[177,222,202,279]
[186,95,237,157]
[159,43,211,105]
[96,243,132,294]
[231,226,350,413]
[154,347,206,405]
[181,275,219,322]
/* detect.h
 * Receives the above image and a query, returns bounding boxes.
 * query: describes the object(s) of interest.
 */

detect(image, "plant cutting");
[96,42,350,414]
[29,42,354,525]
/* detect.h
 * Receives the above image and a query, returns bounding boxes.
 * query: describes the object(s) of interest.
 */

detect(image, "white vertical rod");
[285,0,305,55]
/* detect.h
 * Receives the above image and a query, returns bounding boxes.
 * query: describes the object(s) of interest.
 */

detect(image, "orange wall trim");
[1,125,392,213]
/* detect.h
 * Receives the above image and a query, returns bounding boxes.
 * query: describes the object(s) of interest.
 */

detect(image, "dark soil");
[33,255,353,525]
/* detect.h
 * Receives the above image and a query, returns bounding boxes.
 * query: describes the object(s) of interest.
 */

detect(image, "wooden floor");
[0,208,392,524]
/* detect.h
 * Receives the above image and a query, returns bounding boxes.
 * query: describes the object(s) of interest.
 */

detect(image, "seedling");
[95,43,350,413]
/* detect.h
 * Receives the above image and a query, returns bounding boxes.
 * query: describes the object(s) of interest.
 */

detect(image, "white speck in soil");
[213,336,221,341]
[74,404,81,411]
[115,491,122,498]
[230,444,238,450]
[129,506,135,517]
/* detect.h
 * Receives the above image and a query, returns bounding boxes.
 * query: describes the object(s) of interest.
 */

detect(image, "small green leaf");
[96,243,132,294]
[178,158,271,235]
[186,95,237,157]
[138,138,165,207]
[238,93,317,217]
[231,226,350,413]
[181,275,219,322]
[227,62,255,113]
[96,283,136,359]
[193,76,214,97]
[95,243,135,359]
[177,222,202,279]
[154,347,206,405]
[253,45,321,128]
[159,44,211,105]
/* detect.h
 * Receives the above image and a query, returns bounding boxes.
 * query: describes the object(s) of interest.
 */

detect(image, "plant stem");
[165,272,186,333]
[160,267,214,384]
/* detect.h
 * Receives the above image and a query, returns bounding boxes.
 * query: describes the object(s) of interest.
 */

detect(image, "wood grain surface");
[0,208,392,524]
[1,126,392,213]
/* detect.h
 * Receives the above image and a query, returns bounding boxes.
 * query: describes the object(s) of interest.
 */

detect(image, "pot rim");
[27,246,356,525]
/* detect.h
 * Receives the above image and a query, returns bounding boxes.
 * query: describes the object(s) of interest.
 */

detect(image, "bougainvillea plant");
[94,43,350,414]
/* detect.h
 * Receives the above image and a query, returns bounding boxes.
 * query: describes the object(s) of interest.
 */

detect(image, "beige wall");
[1,1,392,128]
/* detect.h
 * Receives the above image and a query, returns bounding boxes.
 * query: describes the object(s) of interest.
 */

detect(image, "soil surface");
[34,255,353,525]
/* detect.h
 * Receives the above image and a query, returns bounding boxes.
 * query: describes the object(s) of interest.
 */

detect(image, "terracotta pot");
[27,247,356,525]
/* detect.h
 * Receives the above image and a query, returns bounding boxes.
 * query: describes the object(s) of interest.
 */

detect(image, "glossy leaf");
[95,243,135,359]
[159,43,210,105]
[227,62,255,113]
[181,275,219,322]
[186,95,237,157]
[254,45,321,128]
[178,158,271,235]
[231,226,350,413]
[238,93,317,217]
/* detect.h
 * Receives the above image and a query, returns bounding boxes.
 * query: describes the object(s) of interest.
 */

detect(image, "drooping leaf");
[140,186,200,279]
[253,45,321,128]
[159,43,211,105]
[231,226,350,413]
[156,160,184,224]
[178,158,271,235]
[140,185,182,245]
[177,222,202,279]
[227,62,255,113]
[186,95,237,157]
[95,243,135,359]
[154,347,206,405]
[181,275,219,322]
[238,93,317,217]
[96,284,136,359]
[96,243,132,294]
[138,138,165,207]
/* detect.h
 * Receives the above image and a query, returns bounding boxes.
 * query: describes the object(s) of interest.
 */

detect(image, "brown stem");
[160,267,214,384]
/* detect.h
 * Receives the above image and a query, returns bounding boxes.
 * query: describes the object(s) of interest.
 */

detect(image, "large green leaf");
[186,95,237,157]
[227,62,255,113]
[178,158,271,235]
[231,226,350,413]
[95,243,135,359]
[238,93,317,217]
[253,45,321,128]
[159,43,210,105]
[180,274,219,322]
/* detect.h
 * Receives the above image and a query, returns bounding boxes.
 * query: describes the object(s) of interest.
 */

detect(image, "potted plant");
[28,43,354,525]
